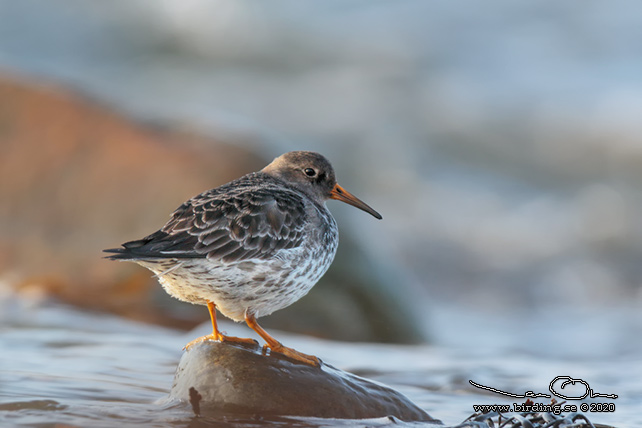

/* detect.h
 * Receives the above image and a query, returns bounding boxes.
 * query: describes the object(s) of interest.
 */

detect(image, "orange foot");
[246,312,320,367]
[184,332,258,350]
[184,300,258,350]
[262,342,320,367]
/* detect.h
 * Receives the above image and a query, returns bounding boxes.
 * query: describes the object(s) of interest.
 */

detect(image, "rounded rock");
[168,341,438,422]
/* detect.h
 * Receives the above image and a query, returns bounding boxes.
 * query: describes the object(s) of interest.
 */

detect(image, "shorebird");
[104,151,381,366]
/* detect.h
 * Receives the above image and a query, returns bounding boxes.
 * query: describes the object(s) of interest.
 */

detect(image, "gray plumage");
[104,151,381,356]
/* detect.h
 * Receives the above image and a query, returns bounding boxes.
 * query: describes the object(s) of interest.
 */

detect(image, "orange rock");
[0,73,264,329]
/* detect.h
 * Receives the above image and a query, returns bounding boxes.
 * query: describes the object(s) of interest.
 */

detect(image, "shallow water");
[1,292,639,428]
[1,2,641,427]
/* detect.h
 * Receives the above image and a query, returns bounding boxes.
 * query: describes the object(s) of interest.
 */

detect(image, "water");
[1,2,641,427]
[1,292,639,427]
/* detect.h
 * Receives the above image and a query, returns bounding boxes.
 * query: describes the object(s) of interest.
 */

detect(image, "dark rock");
[168,341,439,423]
[262,236,428,344]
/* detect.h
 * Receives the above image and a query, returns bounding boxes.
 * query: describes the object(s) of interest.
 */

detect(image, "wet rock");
[262,237,427,344]
[168,341,439,422]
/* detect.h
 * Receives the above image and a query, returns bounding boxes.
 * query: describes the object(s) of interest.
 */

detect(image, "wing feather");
[115,175,309,263]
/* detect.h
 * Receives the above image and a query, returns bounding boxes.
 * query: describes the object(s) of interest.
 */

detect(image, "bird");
[104,151,382,366]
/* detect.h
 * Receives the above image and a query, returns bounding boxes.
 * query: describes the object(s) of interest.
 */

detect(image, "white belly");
[138,242,336,322]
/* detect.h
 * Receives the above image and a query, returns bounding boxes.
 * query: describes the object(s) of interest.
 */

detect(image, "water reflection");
[1,294,639,427]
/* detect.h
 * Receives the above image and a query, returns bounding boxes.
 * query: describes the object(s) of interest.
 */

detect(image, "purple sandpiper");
[104,151,382,366]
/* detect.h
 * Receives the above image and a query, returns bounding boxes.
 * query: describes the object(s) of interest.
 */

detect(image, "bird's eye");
[304,168,316,177]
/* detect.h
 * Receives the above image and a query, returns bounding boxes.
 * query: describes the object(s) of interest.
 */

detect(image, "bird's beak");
[330,184,382,219]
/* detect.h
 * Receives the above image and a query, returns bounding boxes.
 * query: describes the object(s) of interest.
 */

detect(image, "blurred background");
[2,0,642,352]
[4,2,642,426]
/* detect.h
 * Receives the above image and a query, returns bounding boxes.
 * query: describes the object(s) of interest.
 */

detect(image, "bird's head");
[262,151,382,219]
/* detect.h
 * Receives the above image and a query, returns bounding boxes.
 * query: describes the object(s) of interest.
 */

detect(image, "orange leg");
[184,301,258,350]
[245,311,320,367]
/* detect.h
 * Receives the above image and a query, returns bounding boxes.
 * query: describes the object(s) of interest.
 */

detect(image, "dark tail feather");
[103,246,138,260]
[103,231,203,260]
[103,236,156,260]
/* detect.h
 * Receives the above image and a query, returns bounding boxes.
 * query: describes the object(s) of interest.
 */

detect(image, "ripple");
[0,400,67,412]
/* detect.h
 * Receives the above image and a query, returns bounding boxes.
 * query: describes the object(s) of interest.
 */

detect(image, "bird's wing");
[115,185,309,263]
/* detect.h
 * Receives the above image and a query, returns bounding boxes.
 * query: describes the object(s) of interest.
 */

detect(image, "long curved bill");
[330,184,382,219]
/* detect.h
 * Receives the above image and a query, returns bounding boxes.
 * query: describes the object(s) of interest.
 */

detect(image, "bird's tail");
[104,230,200,261]
[103,246,138,261]
[103,236,156,261]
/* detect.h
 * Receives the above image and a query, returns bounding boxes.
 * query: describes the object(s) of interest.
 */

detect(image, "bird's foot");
[264,342,321,367]
[183,334,215,350]
[183,333,258,350]
[219,333,259,346]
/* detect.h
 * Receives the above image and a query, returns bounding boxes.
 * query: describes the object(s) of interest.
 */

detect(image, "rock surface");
[168,341,439,422]
[0,73,263,329]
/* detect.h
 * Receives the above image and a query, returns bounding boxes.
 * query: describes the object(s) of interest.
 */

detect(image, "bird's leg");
[184,301,257,350]
[244,311,320,367]
[211,302,258,345]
